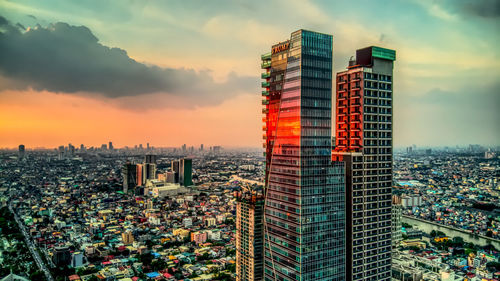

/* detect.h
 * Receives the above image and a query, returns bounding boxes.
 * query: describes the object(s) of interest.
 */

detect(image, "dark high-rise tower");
[18,144,25,159]
[260,29,346,281]
[122,162,137,193]
[332,46,395,281]
[171,160,180,183]
[179,158,192,186]
[145,154,157,164]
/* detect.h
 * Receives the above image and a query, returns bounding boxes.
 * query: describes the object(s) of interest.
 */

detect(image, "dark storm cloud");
[0,16,257,107]
[440,0,500,18]
[462,0,500,18]
[0,16,8,25]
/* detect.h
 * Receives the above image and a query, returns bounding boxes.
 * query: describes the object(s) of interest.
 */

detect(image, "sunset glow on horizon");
[0,0,498,149]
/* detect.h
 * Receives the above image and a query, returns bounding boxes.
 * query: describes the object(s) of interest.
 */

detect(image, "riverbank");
[402,215,500,250]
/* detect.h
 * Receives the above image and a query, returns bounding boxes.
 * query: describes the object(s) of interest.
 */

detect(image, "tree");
[465,248,476,256]
[213,272,232,281]
[152,259,167,271]
[29,270,45,281]
[138,253,153,266]
[486,261,500,271]
[226,263,236,273]
[402,222,412,228]
[452,236,464,246]
[409,246,420,252]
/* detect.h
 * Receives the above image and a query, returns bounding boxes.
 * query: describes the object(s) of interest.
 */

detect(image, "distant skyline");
[1,0,499,148]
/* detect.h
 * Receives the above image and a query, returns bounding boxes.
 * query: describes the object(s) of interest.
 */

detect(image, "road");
[8,203,55,281]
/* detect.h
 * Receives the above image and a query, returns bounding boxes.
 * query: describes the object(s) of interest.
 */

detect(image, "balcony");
[261,81,270,88]
[262,100,269,105]
[261,61,271,69]
[262,90,269,96]
[261,52,271,60]
[261,72,270,79]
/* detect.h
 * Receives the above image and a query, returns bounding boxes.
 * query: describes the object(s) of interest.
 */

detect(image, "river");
[402,215,500,250]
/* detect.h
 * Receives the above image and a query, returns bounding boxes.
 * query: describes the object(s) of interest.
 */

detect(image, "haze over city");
[0,0,498,149]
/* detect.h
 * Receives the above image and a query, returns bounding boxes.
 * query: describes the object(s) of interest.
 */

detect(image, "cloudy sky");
[0,0,499,148]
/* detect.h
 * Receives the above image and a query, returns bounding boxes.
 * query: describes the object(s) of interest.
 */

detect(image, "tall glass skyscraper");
[261,29,345,281]
[332,46,396,281]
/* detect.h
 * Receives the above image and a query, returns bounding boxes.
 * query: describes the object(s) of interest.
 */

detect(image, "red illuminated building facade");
[332,46,396,281]
[260,29,346,281]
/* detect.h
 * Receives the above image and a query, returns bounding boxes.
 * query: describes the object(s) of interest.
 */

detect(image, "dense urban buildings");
[259,29,346,281]
[0,141,498,281]
[0,146,261,280]
[332,46,396,281]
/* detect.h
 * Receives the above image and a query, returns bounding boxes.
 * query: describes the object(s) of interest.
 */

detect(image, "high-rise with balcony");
[260,29,345,281]
[332,46,396,281]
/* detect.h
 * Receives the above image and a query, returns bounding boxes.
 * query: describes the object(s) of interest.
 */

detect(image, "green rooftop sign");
[372,46,396,61]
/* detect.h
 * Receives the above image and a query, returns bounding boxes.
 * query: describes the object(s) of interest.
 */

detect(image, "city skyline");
[1,0,499,148]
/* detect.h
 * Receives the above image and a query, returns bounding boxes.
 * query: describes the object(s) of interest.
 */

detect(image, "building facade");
[122,162,137,193]
[332,46,395,281]
[392,195,403,248]
[18,144,25,158]
[136,164,144,186]
[262,29,345,281]
[180,158,192,186]
[236,194,264,281]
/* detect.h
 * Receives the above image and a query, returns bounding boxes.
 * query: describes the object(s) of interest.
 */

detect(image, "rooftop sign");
[272,42,290,54]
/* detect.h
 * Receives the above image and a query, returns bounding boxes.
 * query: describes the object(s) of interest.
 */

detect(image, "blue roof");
[146,272,160,278]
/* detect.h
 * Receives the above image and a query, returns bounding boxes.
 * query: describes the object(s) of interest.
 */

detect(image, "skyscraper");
[332,46,395,281]
[145,154,157,164]
[18,144,25,159]
[171,160,180,183]
[136,164,144,186]
[122,162,137,193]
[392,195,403,248]
[261,29,345,281]
[236,193,264,281]
[179,158,192,186]
[108,141,114,150]
[136,162,156,186]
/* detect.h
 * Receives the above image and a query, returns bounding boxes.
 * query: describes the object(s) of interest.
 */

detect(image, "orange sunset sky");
[0,0,499,149]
